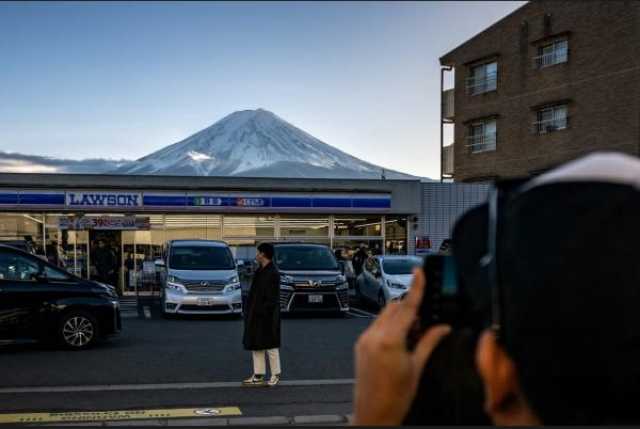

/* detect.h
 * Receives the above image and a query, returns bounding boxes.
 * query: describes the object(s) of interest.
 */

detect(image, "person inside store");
[351,243,368,277]
[352,152,640,425]
[242,242,282,387]
[94,239,117,287]
[124,252,135,291]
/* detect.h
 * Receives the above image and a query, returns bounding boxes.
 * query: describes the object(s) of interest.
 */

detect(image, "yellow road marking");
[0,406,241,424]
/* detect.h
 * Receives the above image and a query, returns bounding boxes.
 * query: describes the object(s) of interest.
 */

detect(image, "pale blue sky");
[0,1,525,178]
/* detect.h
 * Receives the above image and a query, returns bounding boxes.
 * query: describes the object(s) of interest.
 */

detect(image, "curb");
[37,414,351,427]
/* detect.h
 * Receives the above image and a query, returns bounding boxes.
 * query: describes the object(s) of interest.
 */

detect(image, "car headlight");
[386,280,407,290]
[280,275,295,290]
[166,276,187,294]
[281,274,294,285]
[224,282,241,294]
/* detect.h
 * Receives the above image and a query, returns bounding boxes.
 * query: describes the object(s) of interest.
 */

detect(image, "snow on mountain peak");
[114,109,414,179]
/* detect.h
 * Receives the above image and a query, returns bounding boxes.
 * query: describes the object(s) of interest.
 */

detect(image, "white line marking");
[0,379,355,394]
[346,311,369,319]
[143,307,152,319]
[348,307,377,318]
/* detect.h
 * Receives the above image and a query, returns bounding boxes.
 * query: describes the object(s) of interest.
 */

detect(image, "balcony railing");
[443,144,454,176]
[532,117,569,134]
[467,132,496,153]
[465,72,497,96]
[442,89,455,120]
[533,51,568,69]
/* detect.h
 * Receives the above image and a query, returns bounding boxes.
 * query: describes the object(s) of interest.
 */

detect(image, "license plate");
[308,295,323,304]
[198,297,215,306]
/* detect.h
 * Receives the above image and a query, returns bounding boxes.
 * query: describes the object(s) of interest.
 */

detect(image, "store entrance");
[89,230,122,294]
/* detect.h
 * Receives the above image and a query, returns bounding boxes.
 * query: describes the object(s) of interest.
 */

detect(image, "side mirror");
[154,259,165,268]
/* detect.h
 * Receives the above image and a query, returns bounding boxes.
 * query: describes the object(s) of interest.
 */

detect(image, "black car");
[271,242,349,314]
[0,244,121,349]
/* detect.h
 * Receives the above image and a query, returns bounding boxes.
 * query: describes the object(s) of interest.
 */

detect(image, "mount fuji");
[112,109,416,179]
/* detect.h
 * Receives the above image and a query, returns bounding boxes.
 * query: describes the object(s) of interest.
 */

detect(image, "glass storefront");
[334,216,383,237]
[385,216,408,255]
[0,213,409,294]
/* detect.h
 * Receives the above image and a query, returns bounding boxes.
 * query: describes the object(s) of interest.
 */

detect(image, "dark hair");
[257,243,274,260]
[403,329,490,425]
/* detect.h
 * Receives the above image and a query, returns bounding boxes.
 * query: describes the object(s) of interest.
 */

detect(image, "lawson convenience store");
[0,173,421,293]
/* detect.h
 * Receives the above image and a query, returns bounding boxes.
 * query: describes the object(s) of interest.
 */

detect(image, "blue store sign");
[0,190,391,211]
[66,192,142,207]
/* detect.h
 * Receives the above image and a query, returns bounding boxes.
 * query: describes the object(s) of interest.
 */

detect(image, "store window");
[223,216,275,238]
[164,215,207,241]
[385,216,408,255]
[0,213,44,255]
[333,239,384,259]
[334,216,382,237]
[280,215,329,238]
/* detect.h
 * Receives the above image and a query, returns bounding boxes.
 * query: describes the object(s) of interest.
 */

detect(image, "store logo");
[66,192,141,207]
[194,197,223,206]
[237,198,265,207]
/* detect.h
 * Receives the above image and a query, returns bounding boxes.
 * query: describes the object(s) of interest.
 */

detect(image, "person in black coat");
[242,243,281,387]
[352,244,368,276]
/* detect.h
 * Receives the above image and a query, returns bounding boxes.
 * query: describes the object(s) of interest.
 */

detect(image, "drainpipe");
[440,65,453,183]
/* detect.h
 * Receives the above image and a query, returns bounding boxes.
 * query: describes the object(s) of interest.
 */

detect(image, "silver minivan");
[158,240,242,316]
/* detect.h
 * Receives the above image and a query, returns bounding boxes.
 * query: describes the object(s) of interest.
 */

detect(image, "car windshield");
[169,246,235,270]
[275,245,339,271]
[382,258,421,275]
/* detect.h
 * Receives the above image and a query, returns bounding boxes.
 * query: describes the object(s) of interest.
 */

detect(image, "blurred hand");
[352,268,451,426]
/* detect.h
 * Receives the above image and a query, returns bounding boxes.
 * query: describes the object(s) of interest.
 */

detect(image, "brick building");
[439,1,640,182]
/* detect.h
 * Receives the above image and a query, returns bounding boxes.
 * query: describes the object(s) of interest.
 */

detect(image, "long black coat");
[243,262,281,350]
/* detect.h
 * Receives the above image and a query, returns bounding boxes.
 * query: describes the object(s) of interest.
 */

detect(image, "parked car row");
[0,237,425,350]
[157,240,349,317]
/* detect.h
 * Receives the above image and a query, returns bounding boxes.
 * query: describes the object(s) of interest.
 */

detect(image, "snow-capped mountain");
[113,109,415,179]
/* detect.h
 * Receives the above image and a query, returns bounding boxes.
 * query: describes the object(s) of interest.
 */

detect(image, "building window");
[467,119,497,153]
[533,104,568,134]
[533,39,568,69]
[466,61,497,95]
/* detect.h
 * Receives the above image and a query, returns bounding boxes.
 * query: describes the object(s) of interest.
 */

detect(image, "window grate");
[466,132,497,153]
[466,72,498,95]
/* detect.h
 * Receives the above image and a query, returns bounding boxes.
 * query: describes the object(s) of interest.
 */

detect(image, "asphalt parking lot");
[0,298,378,425]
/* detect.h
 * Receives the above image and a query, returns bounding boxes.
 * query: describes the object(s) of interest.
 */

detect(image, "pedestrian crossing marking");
[0,406,241,424]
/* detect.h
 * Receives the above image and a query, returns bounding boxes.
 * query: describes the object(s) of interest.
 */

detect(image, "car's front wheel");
[58,311,98,350]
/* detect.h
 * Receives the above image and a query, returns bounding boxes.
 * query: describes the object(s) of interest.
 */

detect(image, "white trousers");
[252,348,281,376]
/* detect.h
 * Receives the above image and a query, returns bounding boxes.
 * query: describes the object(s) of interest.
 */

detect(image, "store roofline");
[0,173,420,193]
